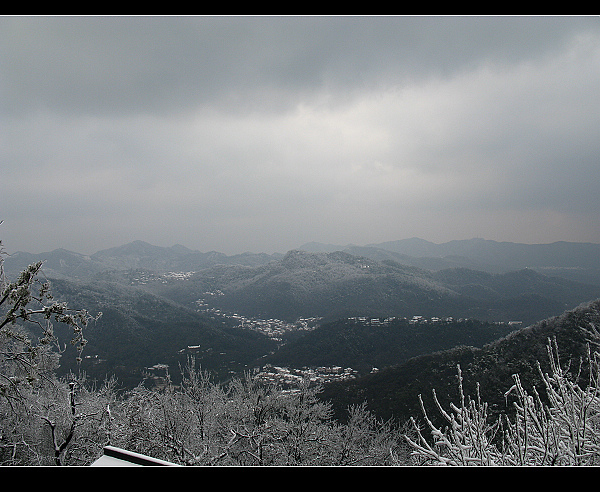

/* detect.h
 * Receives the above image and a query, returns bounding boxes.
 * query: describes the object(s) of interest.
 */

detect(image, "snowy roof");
[91,445,180,466]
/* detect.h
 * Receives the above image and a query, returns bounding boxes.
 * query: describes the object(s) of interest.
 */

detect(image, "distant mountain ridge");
[371,237,600,270]
[300,237,600,285]
[3,240,282,279]
[5,238,600,326]
[6,237,600,285]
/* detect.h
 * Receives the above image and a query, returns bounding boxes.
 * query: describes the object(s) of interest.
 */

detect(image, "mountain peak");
[282,249,327,268]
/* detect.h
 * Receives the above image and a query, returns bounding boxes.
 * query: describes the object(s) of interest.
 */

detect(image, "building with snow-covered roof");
[91,446,180,466]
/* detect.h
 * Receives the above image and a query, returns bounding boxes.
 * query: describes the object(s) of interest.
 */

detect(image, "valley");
[4,237,600,423]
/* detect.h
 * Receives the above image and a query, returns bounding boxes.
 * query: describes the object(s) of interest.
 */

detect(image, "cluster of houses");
[142,356,360,390]
[196,293,321,340]
[229,315,321,340]
[347,315,522,326]
[126,270,196,285]
[347,315,459,325]
[252,364,359,388]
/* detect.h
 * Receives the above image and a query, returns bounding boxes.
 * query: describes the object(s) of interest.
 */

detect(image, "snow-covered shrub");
[405,338,600,465]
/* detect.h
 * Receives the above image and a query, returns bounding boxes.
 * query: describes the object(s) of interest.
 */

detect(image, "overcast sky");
[1,16,599,255]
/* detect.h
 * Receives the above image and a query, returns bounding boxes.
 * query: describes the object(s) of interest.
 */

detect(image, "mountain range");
[2,240,282,280]
[4,237,600,412]
[145,248,600,326]
[5,237,600,285]
[300,237,600,286]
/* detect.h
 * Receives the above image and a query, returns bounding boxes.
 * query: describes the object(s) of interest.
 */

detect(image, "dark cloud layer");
[1,16,599,255]
[3,16,596,115]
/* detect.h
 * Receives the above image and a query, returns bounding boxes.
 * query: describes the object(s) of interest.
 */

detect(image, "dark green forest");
[263,317,516,375]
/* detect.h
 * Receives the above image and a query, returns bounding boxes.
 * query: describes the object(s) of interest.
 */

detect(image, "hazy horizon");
[5,234,600,258]
[2,16,599,256]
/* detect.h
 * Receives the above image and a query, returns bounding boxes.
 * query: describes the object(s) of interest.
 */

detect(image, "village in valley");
[136,274,524,390]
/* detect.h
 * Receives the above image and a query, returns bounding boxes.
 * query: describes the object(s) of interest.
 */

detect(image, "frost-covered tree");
[0,371,117,465]
[327,401,411,466]
[105,357,408,466]
[405,338,600,465]
[1,229,107,465]
[0,233,100,404]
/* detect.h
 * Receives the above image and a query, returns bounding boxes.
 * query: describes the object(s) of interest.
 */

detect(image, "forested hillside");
[262,317,516,375]
[150,249,600,325]
[46,278,277,386]
[320,298,600,425]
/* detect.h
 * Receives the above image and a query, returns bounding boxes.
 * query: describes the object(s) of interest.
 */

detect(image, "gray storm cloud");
[1,16,599,255]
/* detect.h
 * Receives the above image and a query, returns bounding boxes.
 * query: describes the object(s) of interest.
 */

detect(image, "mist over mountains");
[5,237,600,285]
[5,237,600,328]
